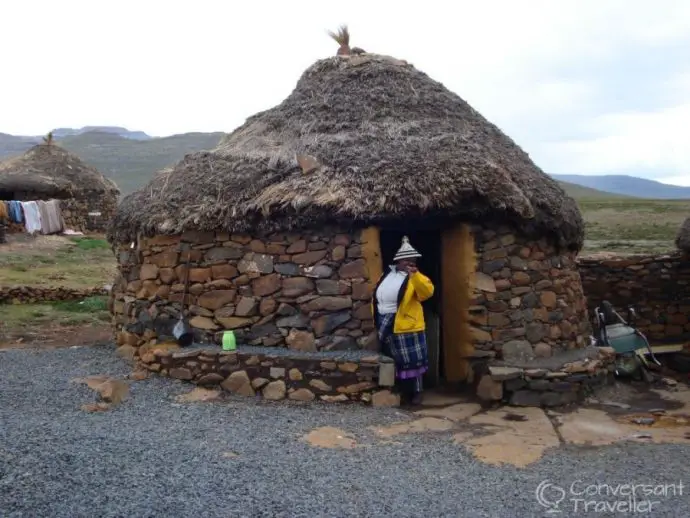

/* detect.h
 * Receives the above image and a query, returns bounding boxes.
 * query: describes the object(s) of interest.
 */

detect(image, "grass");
[0,236,116,289]
[577,198,690,254]
[1,296,110,330]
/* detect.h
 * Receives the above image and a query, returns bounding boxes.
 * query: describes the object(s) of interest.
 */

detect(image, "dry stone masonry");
[128,344,398,406]
[0,286,108,304]
[470,224,592,360]
[578,252,690,344]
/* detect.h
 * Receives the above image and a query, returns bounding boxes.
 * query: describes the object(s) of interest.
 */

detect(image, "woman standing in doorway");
[372,236,434,405]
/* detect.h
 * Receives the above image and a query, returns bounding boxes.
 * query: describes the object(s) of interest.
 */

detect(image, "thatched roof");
[108,52,584,250]
[0,143,119,198]
[676,217,690,252]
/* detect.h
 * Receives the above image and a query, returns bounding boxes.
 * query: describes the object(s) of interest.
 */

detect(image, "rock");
[211,264,239,279]
[351,282,372,300]
[339,259,367,279]
[533,342,552,358]
[288,368,303,381]
[286,330,316,352]
[501,340,534,363]
[292,250,327,265]
[215,316,255,329]
[197,373,224,386]
[525,323,545,343]
[337,382,377,394]
[378,363,395,386]
[286,240,307,254]
[188,268,212,283]
[270,367,285,378]
[220,371,255,396]
[321,394,349,403]
[332,245,346,261]
[140,264,159,280]
[528,380,551,391]
[235,297,259,317]
[206,247,244,262]
[525,369,548,378]
[509,390,542,407]
[252,274,281,296]
[303,265,333,279]
[282,277,315,297]
[474,272,497,293]
[489,366,523,381]
[276,313,310,329]
[512,271,531,286]
[259,298,277,316]
[189,315,219,330]
[251,377,269,389]
[312,311,352,336]
[170,368,194,380]
[150,251,179,268]
[238,253,274,274]
[274,263,301,276]
[372,390,400,407]
[277,303,298,316]
[309,379,332,391]
[316,280,348,296]
[82,402,111,413]
[304,296,353,312]
[470,327,492,342]
[197,290,237,310]
[263,380,287,400]
[476,375,503,401]
[289,388,315,401]
[540,291,558,309]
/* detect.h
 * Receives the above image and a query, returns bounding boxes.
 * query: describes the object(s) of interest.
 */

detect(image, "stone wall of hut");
[469,224,591,361]
[578,252,690,344]
[111,228,377,352]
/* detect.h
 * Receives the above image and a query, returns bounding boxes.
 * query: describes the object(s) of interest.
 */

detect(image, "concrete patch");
[371,417,454,438]
[414,403,482,422]
[175,387,222,403]
[302,427,357,449]
[462,407,559,468]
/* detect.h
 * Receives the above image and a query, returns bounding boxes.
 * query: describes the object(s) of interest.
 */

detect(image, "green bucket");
[222,330,236,351]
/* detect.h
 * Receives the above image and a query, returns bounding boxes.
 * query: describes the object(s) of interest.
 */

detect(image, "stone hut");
[107,48,607,406]
[0,141,120,232]
[676,217,690,253]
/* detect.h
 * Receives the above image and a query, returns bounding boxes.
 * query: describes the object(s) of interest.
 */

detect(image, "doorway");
[379,229,444,388]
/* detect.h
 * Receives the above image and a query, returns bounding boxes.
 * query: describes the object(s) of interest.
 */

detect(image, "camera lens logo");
[536,480,566,513]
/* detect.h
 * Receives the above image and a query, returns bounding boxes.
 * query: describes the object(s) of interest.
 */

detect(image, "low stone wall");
[111,228,378,353]
[0,286,108,304]
[578,253,690,343]
[475,346,616,407]
[130,344,399,406]
[470,225,592,359]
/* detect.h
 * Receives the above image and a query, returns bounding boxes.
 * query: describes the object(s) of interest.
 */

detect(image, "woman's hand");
[407,265,418,274]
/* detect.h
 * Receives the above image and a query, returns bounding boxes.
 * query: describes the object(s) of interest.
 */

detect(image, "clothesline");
[0,199,72,236]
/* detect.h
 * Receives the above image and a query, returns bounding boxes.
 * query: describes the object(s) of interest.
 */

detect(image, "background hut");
[676,217,690,253]
[0,140,120,232]
[108,48,591,392]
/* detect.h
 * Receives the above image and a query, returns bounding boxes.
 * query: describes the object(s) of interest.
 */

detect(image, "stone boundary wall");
[469,225,592,359]
[0,286,108,304]
[129,344,399,406]
[475,346,616,407]
[111,228,377,354]
[578,253,690,343]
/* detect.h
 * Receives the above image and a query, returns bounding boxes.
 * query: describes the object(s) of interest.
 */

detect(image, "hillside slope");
[0,131,224,194]
[554,174,690,199]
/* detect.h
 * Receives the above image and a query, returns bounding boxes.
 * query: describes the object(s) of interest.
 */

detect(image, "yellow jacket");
[372,270,435,334]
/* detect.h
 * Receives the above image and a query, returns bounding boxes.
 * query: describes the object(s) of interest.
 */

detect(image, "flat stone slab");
[491,346,601,370]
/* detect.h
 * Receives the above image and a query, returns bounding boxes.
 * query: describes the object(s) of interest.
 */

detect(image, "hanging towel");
[22,201,42,234]
[8,201,23,223]
[37,201,52,234]
[46,199,65,233]
[0,201,8,220]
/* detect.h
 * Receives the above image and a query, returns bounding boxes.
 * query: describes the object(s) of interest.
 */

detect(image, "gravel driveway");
[1,345,688,517]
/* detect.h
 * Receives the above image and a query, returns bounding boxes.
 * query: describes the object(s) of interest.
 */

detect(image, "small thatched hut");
[676,217,690,253]
[0,141,120,231]
[108,42,598,403]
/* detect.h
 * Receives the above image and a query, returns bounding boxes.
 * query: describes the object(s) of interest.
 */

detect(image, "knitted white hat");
[393,236,422,261]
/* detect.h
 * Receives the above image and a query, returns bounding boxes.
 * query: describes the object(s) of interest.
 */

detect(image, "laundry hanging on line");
[0,199,67,235]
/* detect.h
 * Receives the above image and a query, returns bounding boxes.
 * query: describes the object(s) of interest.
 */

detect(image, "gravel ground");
[1,345,688,518]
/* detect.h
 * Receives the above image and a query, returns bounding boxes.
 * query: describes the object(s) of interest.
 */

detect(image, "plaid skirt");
[376,313,429,378]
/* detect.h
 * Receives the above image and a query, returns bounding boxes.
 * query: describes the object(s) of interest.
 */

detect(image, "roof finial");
[42,131,54,145]
[328,25,351,56]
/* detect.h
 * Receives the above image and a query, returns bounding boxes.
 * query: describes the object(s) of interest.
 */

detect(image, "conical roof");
[108,52,584,249]
[0,143,119,198]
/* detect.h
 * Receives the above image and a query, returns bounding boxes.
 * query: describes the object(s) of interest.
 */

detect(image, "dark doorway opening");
[379,228,444,388]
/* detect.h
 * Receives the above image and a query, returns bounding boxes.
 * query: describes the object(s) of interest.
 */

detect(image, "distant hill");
[51,126,152,140]
[0,131,225,195]
[553,174,690,199]
[556,181,629,200]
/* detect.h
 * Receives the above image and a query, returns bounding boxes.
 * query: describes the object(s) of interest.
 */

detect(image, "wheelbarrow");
[592,301,662,383]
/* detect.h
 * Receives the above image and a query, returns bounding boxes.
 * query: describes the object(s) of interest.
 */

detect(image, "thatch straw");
[0,143,119,198]
[108,53,584,249]
[676,217,690,252]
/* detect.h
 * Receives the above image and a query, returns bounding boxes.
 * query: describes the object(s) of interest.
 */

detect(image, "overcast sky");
[2,0,689,185]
